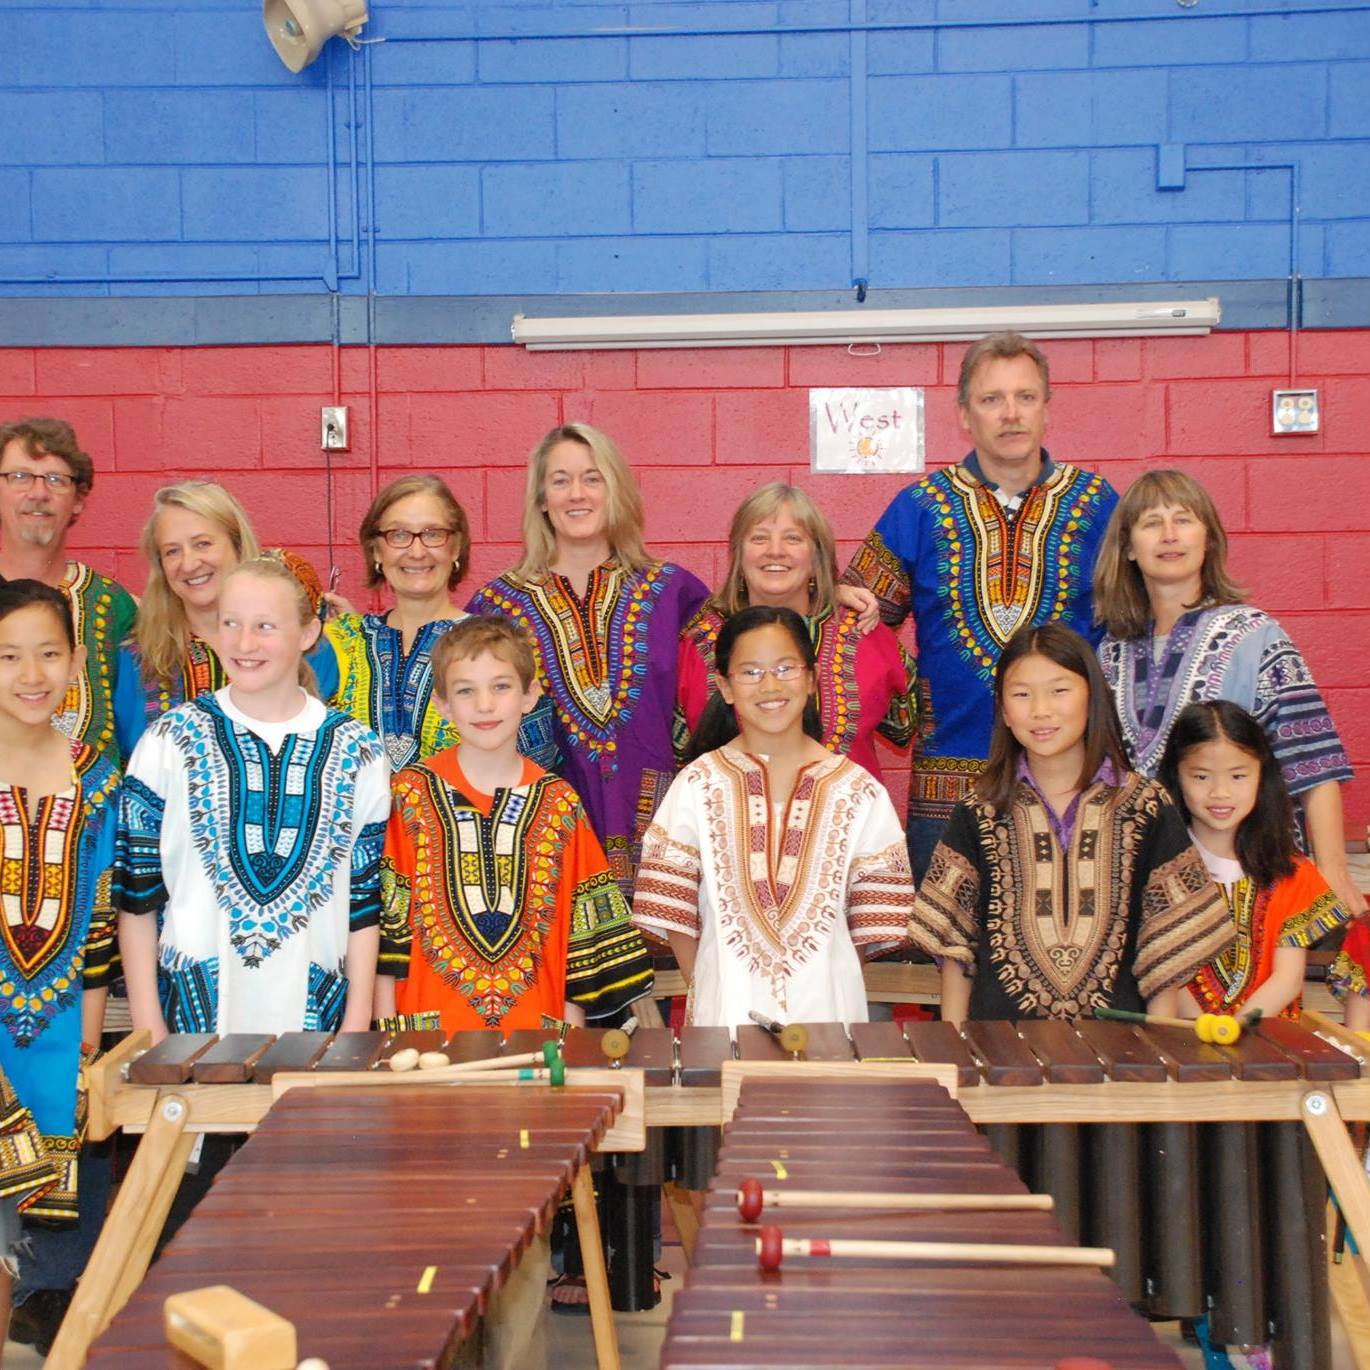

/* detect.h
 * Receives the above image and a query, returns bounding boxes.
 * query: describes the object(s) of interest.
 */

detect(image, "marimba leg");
[1204,1122,1267,1348]
[984,1124,1024,1173]
[1264,1122,1332,1370]
[1085,1123,1144,1304]
[570,1165,622,1370]
[663,1182,701,1263]
[482,1232,551,1370]
[46,1092,196,1370]
[1301,1088,1370,1264]
[1143,1122,1203,1319]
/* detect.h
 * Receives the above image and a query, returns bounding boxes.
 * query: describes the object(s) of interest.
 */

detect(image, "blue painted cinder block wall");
[1,0,1367,300]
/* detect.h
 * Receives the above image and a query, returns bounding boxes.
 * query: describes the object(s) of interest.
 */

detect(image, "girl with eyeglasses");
[314,475,556,772]
[633,605,914,1029]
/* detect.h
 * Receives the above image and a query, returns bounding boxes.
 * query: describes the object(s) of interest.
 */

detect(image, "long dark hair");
[977,622,1130,814]
[0,578,75,648]
[1158,700,1296,888]
[683,605,823,762]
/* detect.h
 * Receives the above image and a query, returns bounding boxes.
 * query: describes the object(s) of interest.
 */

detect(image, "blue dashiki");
[315,610,559,773]
[0,737,120,1219]
[844,451,1117,845]
[112,689,390,1036]
[469,557,709,897]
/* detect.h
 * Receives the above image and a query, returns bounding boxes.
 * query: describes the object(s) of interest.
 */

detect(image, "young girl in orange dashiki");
[375,616,655,1035]
[634,606,914,1030]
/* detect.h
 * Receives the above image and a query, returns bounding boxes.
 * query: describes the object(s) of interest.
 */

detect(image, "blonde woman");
[469,423,708,897]
[113,482,323,758]
[677,483,916,785]
[314,474,556,771]
[1094,468,1362,922]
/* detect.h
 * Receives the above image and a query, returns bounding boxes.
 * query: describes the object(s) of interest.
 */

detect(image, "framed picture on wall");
[809,388,925,474]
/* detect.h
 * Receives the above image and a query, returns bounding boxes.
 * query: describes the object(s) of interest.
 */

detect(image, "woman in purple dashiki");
[469,422,708,901]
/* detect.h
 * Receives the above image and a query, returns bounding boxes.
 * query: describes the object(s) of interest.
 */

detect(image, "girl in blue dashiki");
[115,555,390,1042]
[0,579,121,1337]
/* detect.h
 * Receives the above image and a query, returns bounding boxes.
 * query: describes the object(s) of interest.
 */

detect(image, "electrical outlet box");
[321,406,350,451]
[1271,388,1319,435]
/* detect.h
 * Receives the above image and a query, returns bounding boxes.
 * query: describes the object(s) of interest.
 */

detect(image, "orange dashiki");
[380,752,654,1034]
[1189,851,1348,1018]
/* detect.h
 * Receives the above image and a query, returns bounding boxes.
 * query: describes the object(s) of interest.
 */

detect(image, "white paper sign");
[809,387,925,474]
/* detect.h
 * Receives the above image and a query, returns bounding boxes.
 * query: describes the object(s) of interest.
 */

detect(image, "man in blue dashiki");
[843,332,1119,879]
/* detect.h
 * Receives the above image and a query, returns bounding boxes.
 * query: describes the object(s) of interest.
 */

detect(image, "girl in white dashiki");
[115,556,390,1042]
[633,605,914,1030]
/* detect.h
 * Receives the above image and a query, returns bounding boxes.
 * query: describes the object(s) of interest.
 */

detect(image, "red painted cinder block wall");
[0,330,1366,820]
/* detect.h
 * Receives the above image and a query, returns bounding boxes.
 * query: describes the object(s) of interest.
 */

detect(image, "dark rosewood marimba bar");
[662,1076,1183,1369]
[83,1083,624,1369]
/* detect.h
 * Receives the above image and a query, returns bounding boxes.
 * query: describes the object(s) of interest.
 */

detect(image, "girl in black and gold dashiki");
[908,622,1232,1025]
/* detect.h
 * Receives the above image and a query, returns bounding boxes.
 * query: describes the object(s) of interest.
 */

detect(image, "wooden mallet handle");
[755,1225,1115,1273]
[735,1178,1054,1224]
[746,1010,808,1056]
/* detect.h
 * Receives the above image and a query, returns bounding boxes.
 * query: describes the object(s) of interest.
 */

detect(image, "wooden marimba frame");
[50,1026,645,1370]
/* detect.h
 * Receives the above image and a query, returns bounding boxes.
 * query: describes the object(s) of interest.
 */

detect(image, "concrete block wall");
[1,0,1367,295]
[1,329,1366,818]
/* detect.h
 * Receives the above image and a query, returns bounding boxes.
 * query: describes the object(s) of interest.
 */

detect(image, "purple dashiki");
[469,557,709,896]
[1098,602,1352,818]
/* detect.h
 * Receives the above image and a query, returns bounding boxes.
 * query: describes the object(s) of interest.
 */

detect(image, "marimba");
[663,1073,1183,1368]
[51,1029,644,1370]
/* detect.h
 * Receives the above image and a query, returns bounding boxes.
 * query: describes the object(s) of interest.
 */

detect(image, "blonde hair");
[220,554,320,695]
[512,423,650,579]
[713,483,837,618]
[135,482,261,685]
[1093,469,1246,640]
[432,615,538,694]
[359,474,471,592]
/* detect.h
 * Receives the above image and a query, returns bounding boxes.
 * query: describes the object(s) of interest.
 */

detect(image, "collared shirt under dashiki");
[632,748,915,1029]
[907,773,1233,1020]
[0,737,120,1218]
[1098,604,1353,808]
[844,453,1116,823]
[380,753,654,1034]
[469,558,709,895]
[316,611,559,774]
[676,605,917,784]
[53,561,137,768]
[113,689,390,1035]
[1187,841,1347,1019]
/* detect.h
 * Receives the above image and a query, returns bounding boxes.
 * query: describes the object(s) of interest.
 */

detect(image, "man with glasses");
[0,417,136,765]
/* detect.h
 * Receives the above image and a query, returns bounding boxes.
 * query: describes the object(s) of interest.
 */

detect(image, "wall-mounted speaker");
[263,0,368,72]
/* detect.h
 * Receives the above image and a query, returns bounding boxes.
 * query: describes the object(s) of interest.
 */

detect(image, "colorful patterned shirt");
[113,689,390,1036]
[53,561,138,768]
[380,752,654,1033]
[0,737,120,1218]
[316,610,559,773]
[908,772,1234,1019]
[843,452,1116,824]
[633,748,915,1028]
[469,558,709,896]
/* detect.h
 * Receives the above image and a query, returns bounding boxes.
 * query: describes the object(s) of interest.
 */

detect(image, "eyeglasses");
[0,470,77,491]
[729,662,807,685]
[377,527,455,549]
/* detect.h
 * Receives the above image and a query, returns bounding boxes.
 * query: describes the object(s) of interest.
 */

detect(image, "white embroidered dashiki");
[632,747,914,1029]
[113,689,390,1035]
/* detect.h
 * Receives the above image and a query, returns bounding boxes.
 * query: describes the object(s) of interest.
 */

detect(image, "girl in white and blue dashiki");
[0,579,120,1231]
[115,556,390,1041]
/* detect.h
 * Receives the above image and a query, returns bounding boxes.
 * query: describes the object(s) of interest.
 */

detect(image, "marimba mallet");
[747,1009,809,1057]
[755,1225,1116,1272]
[600,1016,639,1067]
[735,1176,1054,1224]
[388,1039,566,1085]
[1095,1006,1257,1046]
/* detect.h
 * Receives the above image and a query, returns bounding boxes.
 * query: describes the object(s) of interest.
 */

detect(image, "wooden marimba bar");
[663,1073,1183,1368]
[52,1028,645,1370]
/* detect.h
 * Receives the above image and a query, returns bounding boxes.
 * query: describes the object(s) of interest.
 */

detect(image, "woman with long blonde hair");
[468,423,708,898]
[113,481,323,758]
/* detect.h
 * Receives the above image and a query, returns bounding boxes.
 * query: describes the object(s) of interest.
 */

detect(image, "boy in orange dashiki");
[374,615,655,1036]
